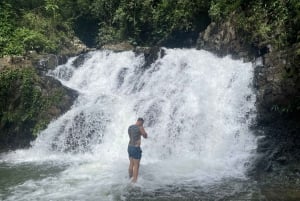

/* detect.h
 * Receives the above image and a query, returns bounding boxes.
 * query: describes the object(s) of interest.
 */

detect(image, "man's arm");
[139,126,148,138]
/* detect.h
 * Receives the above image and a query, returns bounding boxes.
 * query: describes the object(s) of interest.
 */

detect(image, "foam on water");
[1,48,257,200]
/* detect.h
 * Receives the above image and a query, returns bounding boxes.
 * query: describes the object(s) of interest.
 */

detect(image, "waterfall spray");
[2,48,257,200]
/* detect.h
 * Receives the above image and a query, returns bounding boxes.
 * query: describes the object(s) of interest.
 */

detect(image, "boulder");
[32,54,70,75]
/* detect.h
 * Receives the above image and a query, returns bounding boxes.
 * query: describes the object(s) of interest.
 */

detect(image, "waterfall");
[2,48,257,200]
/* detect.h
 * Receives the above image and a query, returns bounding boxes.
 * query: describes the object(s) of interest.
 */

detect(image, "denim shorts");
[128,145,142,160]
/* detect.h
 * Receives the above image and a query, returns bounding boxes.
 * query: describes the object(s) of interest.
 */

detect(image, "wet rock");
[117,68,129,88]
[102,42,134,52]
[196,20,256,60]
[30,37,90,75]
[72,53,92,68]
[95,43,164,69]
[32,54,71,75]
[72,54,85,68]
[71,37,88,53]
[40,76,78,102]
[134,46,165,69]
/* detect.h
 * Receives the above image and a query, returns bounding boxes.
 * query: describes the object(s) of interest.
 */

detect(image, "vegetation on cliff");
[209,0,300,50]
[1,0,299,54]
[0,0,77,57]
[0,0,211,55]
[207,0,300,114]
[0,67,77,150]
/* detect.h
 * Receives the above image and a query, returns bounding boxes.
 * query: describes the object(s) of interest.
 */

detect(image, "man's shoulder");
[128,124,137,129]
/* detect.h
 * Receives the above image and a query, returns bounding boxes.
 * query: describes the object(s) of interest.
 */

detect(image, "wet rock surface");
[71,53,93,68]
[32,54,68,75]
[100,43,165,70]
[196,21,257,61]
[102,42,134,52]
[134,46,165,69]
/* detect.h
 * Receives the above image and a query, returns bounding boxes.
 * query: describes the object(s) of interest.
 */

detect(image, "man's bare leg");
[129,157,134,178]
[132,159,140,183]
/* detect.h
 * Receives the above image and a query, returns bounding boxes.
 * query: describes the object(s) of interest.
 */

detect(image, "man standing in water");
[128,118,148,183]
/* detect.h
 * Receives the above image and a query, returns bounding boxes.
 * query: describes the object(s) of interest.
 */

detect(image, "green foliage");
[0,2,16,56]
[91,0,211,46]
[0,0,74,57]
[0,0,212,50]
[91,0,119,26]
[97,24,120,46]
[0,68,41,126]
[208,0,299,49]
[7,28,57,55]
[271,96,300,114]
[0,67,64,137]
[244,1,288,48]
[209,0,241,22]
[45,0,59,19]
[32,120,48,136]
[1,0,299,52]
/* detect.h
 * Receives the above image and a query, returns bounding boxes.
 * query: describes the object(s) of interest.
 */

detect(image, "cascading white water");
[2,48,257,200]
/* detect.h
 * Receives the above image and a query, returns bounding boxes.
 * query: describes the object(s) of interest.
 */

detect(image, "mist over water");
[1,49,257,200]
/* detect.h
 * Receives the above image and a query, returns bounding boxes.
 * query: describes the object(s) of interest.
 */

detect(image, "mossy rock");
[0,66,77,151]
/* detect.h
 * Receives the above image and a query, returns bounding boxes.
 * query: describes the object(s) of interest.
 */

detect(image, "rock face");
[0,73,77,151]
[197,21,256,60]
[32,54,69,75]
[72,53,94,68]
[134,46,165,69]
[254,45,300,122]
[101,43,165,70]
[0,51,80,151]
[197,18,300,177]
